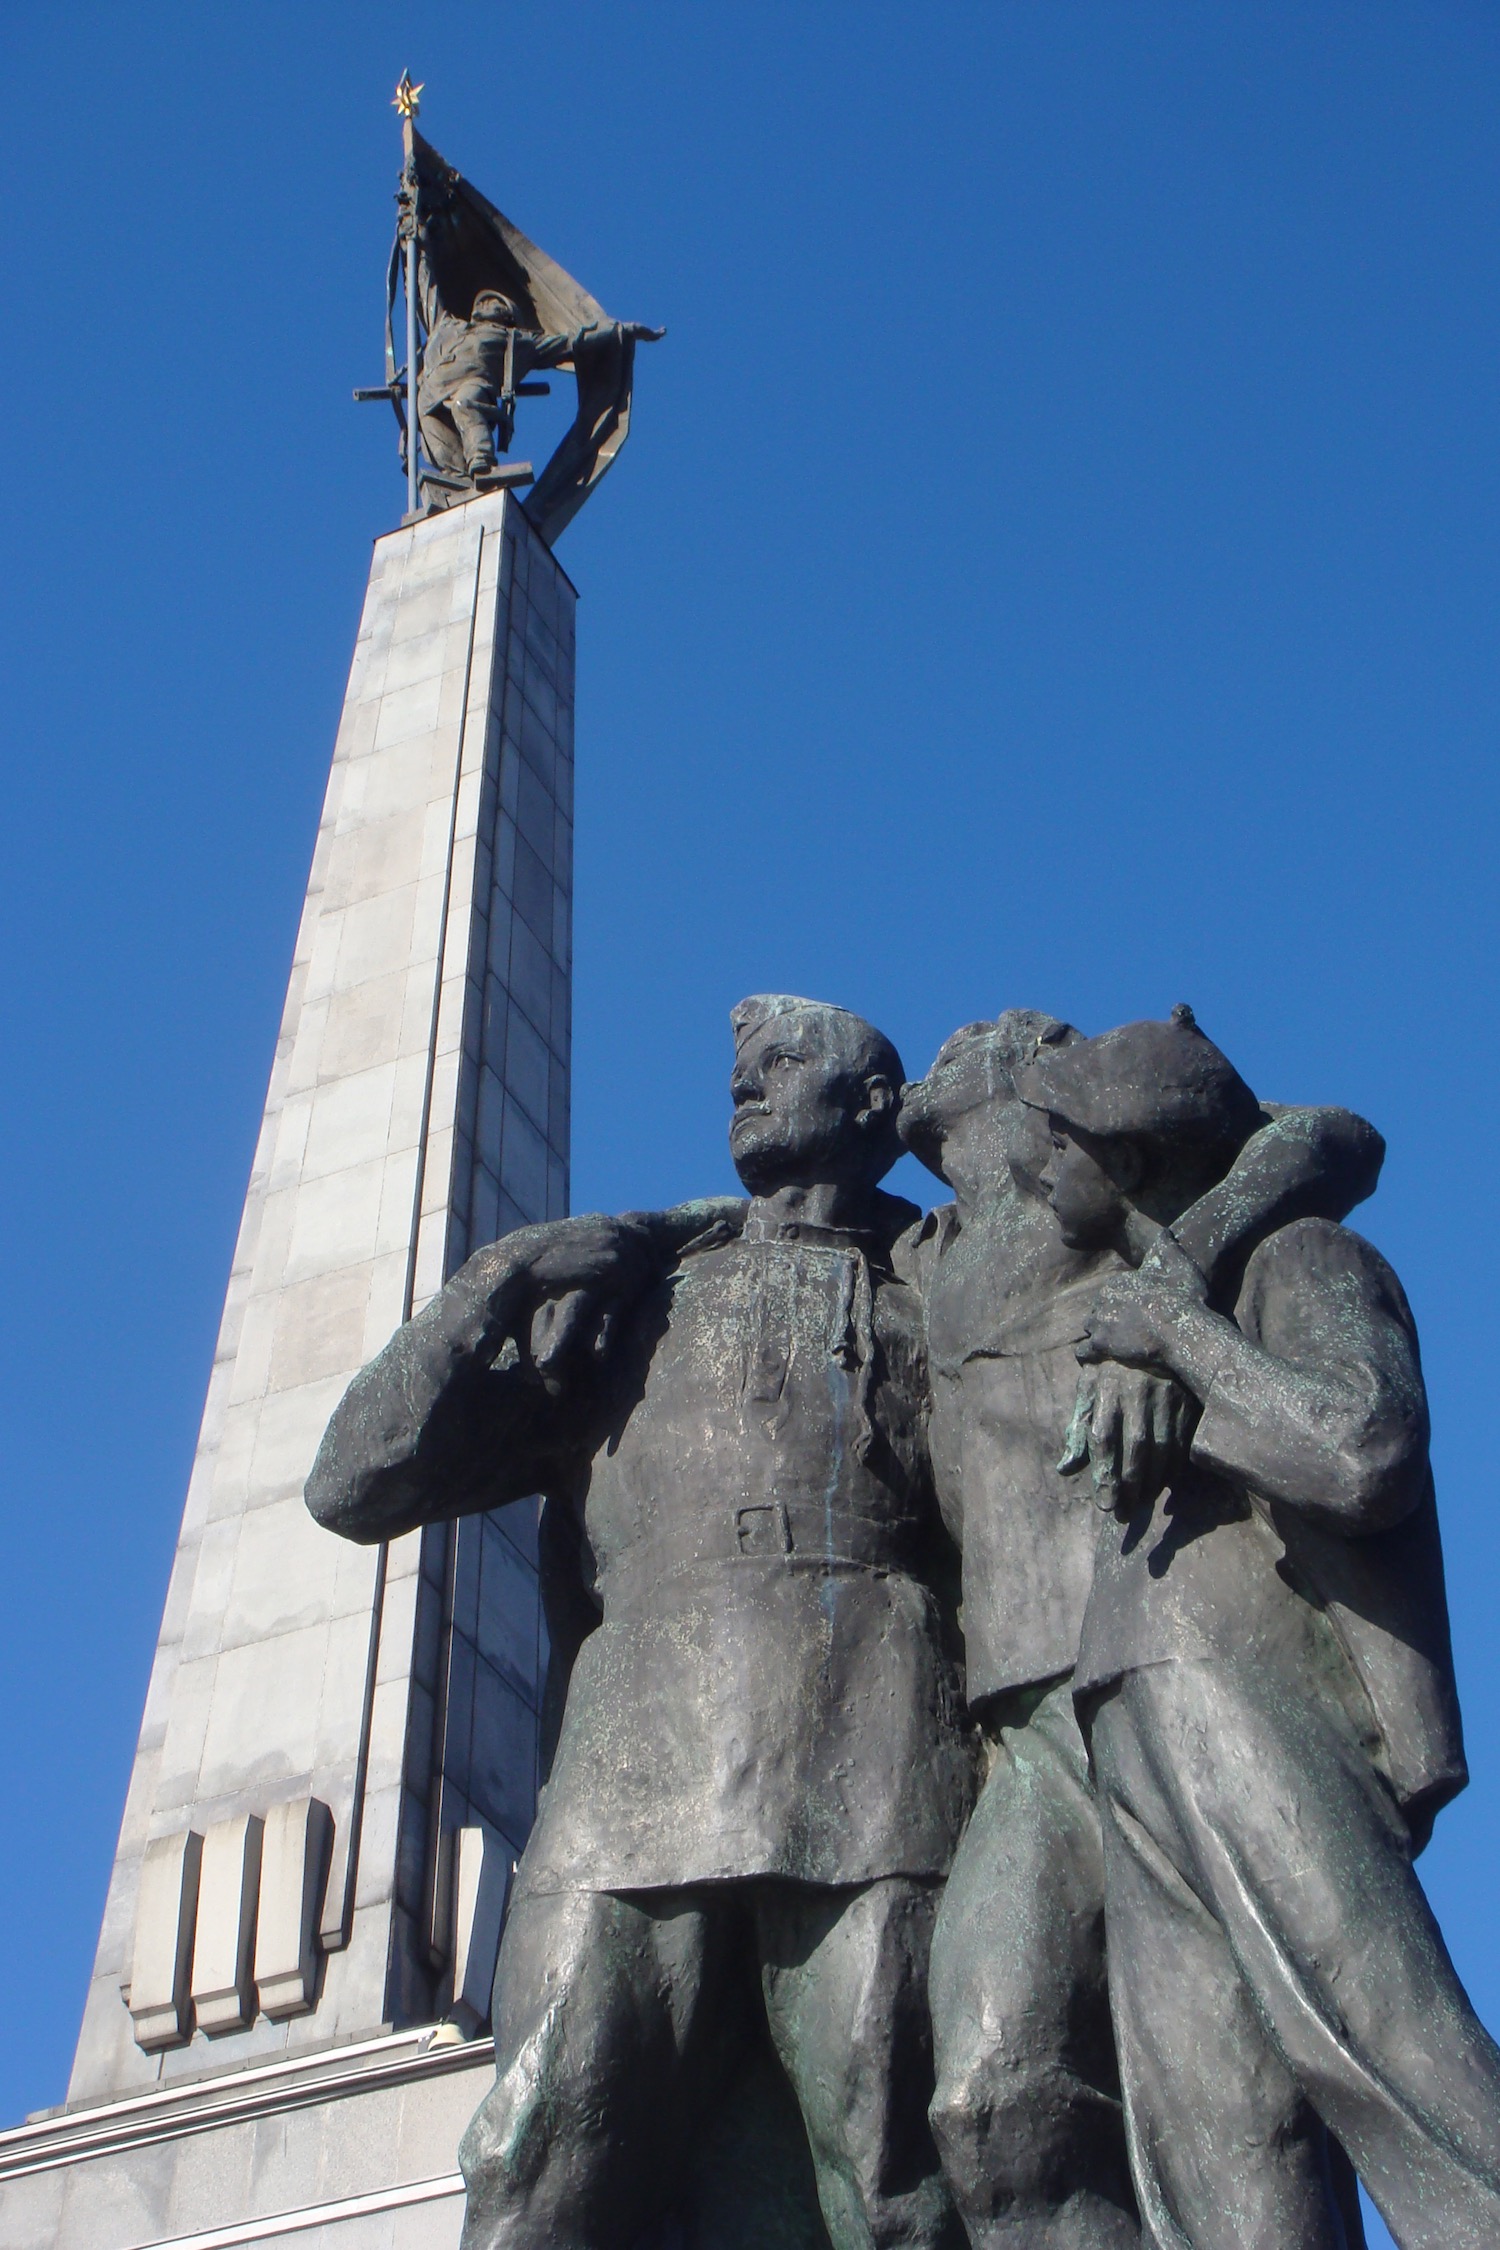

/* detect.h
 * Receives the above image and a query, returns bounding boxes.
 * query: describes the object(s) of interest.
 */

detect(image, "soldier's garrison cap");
[730,995,904,1085]
[1013,1004,1262,1155]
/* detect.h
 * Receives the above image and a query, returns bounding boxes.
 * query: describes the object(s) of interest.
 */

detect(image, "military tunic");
[518,1206,972,1897]
[308,1193,972,2250]
[917,1201,1143,2247]
[417,316,593,480]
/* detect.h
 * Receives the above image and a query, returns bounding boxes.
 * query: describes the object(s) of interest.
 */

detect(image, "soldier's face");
[900,1026,1053,1198]
[729,1017,873,1193]
[899,1024,1011,1175]
[1038,1122,1134,1248]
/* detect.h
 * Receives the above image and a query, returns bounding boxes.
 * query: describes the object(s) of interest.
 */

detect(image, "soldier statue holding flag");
[360,76,664,538]
[417,286,662,493]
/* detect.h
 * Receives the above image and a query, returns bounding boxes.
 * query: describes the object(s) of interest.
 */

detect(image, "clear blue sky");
[4,8,1498,2239]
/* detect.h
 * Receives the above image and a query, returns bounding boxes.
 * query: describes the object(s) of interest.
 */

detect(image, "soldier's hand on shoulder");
[516,1212,657,1299]
[1077,1277,1174,1373]
[1076,1239,1207,1375]
[474,1215,660,1395]
[1059,1364,1196,1516]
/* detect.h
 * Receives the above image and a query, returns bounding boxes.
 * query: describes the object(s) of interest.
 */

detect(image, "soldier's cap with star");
[730,995,904,1087]
[1013,1004,1262,1158]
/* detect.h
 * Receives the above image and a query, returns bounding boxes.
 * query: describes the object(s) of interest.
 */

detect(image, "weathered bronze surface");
[310,999,971,2248]
[361,123,663,540]
[309,998,1500,2248]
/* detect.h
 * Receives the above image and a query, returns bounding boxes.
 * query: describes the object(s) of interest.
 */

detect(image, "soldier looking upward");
[307,995,973,2250]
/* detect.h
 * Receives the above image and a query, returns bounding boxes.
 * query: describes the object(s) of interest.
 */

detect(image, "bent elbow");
[1324,1420,1427,1535]
[304,1425,344,1532]
[305,1430,409,1545]
[1305,1108,1386,1217]
[305,1461,368,1544]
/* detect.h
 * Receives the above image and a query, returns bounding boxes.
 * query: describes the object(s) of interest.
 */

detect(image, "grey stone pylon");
[5,488,573,2250]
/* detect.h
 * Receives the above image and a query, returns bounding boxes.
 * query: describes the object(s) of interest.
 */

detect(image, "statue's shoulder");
[889,1200,953,1292]
[1237,1216,1417,1349]
[669,1198,750,1263]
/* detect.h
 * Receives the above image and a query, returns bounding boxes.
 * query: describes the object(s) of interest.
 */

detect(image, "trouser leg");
[1092,1658,1500,2250]
[458,1886,730,2250]
[449,381,498,473]
[1090,1682,1346,2250]
[758,1877,961,2250]
[928,1678,1138,2247]
[414,399,466,482]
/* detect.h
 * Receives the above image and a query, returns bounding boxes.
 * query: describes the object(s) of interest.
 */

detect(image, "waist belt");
[598,1501,924,1613]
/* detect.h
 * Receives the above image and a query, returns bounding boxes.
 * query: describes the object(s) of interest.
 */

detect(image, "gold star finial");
[393,71,423,120]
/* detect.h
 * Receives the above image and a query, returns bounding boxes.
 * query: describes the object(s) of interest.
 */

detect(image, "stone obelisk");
[0,487,573,2249]
[0,87,665,2243]
[85,482,573,2082]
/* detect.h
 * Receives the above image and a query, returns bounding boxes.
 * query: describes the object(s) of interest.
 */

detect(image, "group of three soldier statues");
[308,992,1500,2250]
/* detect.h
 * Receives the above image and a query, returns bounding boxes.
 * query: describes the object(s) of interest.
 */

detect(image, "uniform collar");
[740,1205,885,1256]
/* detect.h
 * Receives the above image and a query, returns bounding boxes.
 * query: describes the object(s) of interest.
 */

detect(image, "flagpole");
[394,73,425,518]
[406,196,419,518]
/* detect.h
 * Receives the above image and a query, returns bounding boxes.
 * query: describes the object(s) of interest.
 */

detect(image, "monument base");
[0,2018,836,2249]
[0,2030,486,2249]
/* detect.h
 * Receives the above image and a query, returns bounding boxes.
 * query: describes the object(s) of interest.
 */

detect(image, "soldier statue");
[417,289,664,488]
[308,996,974,2250]
[307,978,1500,2250]
[897,1010,1379,2248]
[1018,1011,1500,2250]
[358,116,667,536]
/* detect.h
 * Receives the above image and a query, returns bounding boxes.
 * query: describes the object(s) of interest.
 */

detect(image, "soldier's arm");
[524,325,601,372]
[305,1222,597,1544]
[1086,1223,1428,1535]
[1166,1105,1384,1288]
[526,320,662,375]
[1073,1108,1385,1514]
[306,1202,740,1545]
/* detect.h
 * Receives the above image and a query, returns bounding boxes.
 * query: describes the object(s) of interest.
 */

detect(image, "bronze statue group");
[309,993,1500,2250]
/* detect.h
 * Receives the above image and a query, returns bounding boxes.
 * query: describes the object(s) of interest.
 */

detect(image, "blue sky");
[4,6,1499,2238]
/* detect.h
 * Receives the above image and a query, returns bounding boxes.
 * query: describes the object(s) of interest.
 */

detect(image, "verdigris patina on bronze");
[899,1011,1381,2249]
[308,991,1500,2250]
[308,997,973,2250]
[1015,1011,1500,2250]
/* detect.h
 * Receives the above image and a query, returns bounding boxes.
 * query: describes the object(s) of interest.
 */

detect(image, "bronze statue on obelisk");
[356,72,664,535]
